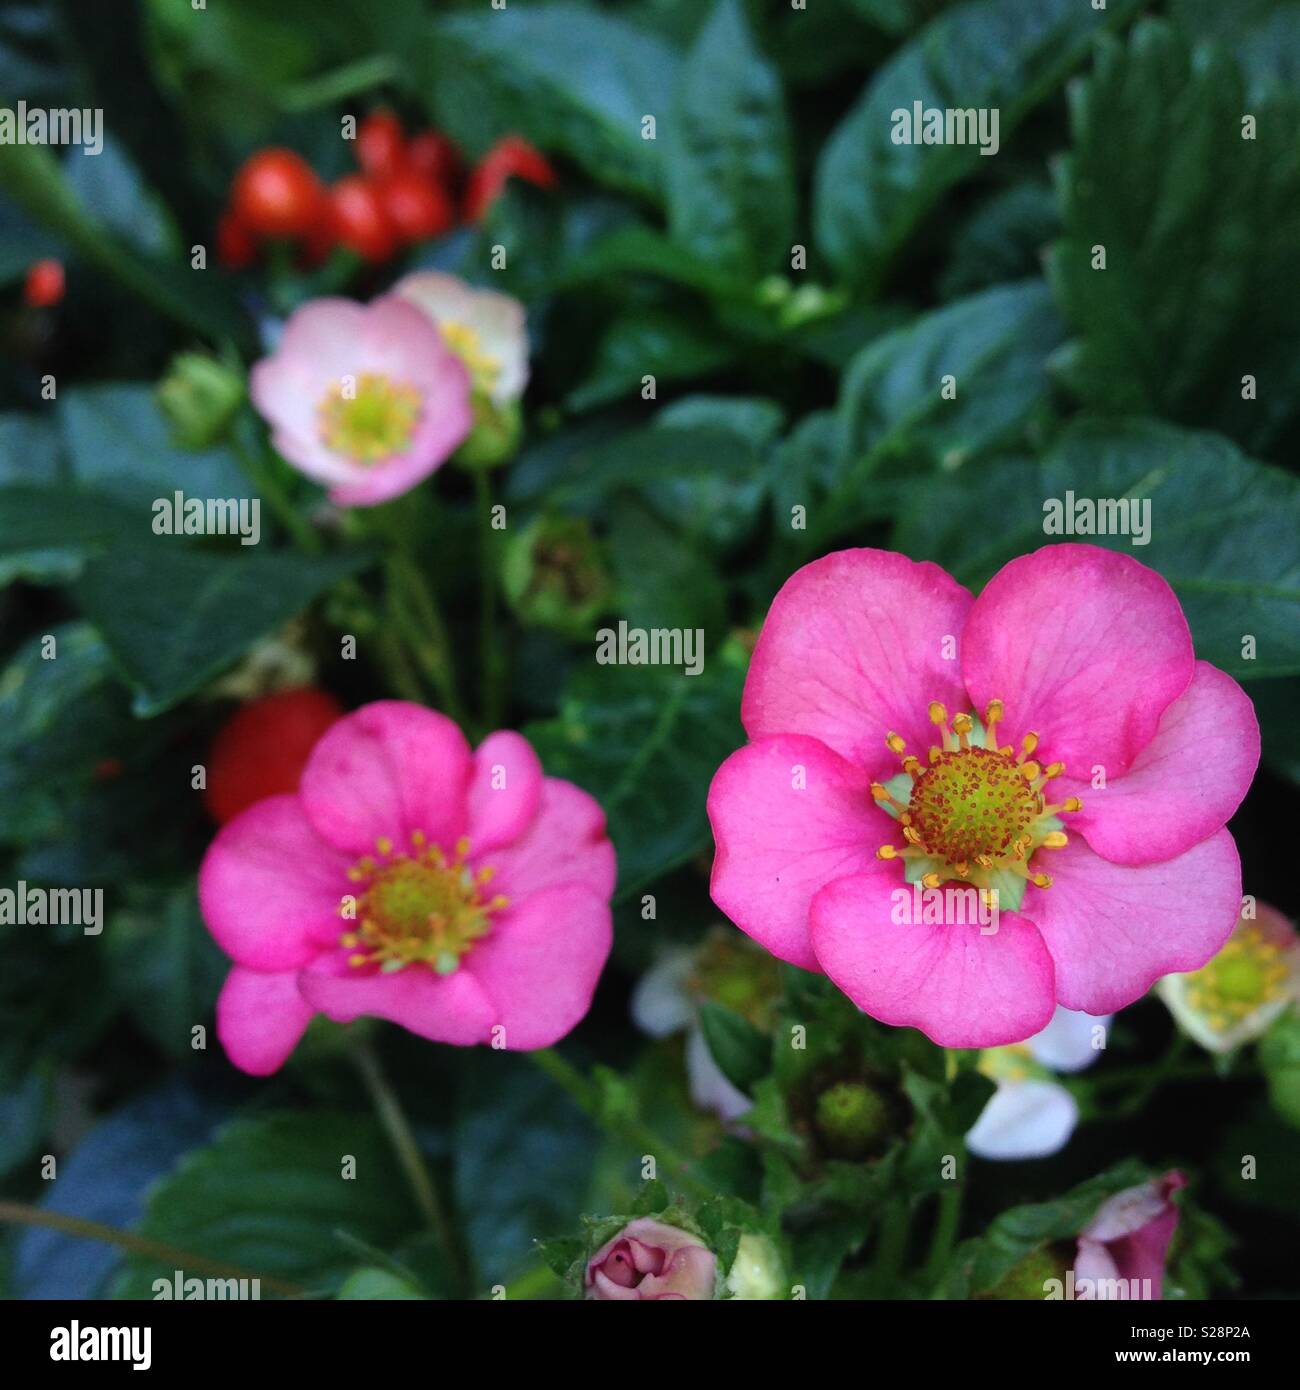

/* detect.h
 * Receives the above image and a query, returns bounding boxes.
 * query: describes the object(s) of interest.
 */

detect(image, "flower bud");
[457,394,522,469]
[156,350,245,450]
[980,1243,1071,1301]
[1074,1171,1185,1299]
[814,1079,890,1158]
[502,515,611,638]
[724,1232,785,1300]
[585,1218,716,1300]
[1157,902,1299,1053]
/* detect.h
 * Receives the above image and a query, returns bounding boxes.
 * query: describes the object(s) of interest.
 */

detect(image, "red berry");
[377,169,455,244]
[356,109,406,180]
[231,148,324,240]
[297,213,336,270]
[327,175,399,263]
[405,130,462,188]
[204,688,344,826]
[216,209,258,269]
[23,258,65,307]
[464,135,557,222]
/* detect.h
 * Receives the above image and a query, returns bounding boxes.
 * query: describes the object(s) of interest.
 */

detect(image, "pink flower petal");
[250,296,472,509]
[1060,662,1258,866]
[216,966,316,1076]
[198,794,350,971]
[962,544,1194,780]
[299,701,472,857]
[462,882,612,1049]
[480,777,616,902]
[1028,830,1241,1014]
[298,950,496,1045]
[808,863,1057,1047]
[742,549,972,778]
[708,734,891,971]
[467,730,543,855]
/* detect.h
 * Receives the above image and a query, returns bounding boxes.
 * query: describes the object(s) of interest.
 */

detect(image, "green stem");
[0,1201,304,1297]
[870,1200,911,1298]
[232,435,323,554]
[528,1049,713,1199]
[277,55,402,112]
[386,553,466,721]
[474,469,504,729]
[925,1181,964,1290]
[494,1264,562,1301]
[350,1037,467,1294]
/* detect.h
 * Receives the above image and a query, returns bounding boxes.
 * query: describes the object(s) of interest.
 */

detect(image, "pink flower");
[198,701,616,1074]
[708,545,1258,1048]
[1074,1171,1186,1299]
[585,1219,716,1300]
[249,296,472,507]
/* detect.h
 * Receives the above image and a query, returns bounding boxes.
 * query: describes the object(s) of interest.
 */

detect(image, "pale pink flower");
[585,1218,716,1300]
[199,701,615,1074]
[393,271,529,406]
[249,296,472,507]
[708,545,1258,1048]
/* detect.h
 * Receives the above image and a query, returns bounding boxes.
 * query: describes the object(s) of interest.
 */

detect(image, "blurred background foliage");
[0,0,1297,1299]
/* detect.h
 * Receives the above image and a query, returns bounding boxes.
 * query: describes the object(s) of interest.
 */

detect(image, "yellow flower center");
[341,832,507,974]
[318,373,422,462]
[873,700,1080,904]
[1184,925,1290,1030]
[440,321,500,393]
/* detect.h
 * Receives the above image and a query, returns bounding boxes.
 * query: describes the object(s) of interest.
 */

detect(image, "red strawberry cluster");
[217,111,556,270]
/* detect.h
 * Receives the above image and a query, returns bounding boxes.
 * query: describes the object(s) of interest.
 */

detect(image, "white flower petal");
[966,1079,1079,1161]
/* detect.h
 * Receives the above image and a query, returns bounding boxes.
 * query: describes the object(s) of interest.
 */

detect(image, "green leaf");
[892,418,1300,679]
[609,498,727,634]
[104,886,228,1061]
[452,1053,599,1287]
[565,309,738,413]
[1048,20,1300,454]
[0,141,253,348]
[533,404,779,550]
[0,1072,51,1181]
[938,182,1059,299]
[0,484,139,588]
[526,654,746,896]
[72,545,369,716]
[336,1267,426,1300]
[943,1159,1153,1297]
[0,624,134,842]
[423,4,679,200]
[1170,0,1300,101]
[698,1002,771,1095]
[664,0,794,277]
[114,1111,420,1298]
[59,382,246,505]
[814,0,1121,285]
[840,280,1063,468]
[555,223,750,300]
